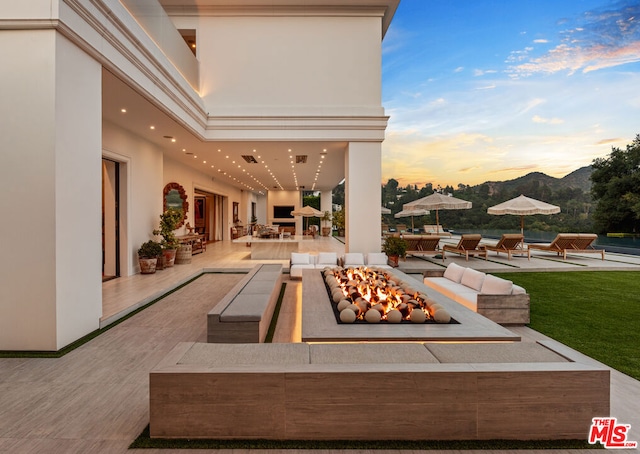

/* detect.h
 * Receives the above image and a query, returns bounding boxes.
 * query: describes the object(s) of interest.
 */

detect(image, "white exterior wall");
[0,30,102,350]
[198,15,382,117]
[102,121,164,274]
[345,142,382,254]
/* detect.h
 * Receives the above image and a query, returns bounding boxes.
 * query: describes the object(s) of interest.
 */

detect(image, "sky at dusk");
[381,0,640,188]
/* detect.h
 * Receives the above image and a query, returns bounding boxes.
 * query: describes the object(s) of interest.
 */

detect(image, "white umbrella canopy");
[290,206,323,217]
[381,206,391,214]
[394,208,430,231]
[487,194,560,235]
[291,206,323,231]
[403,192,472,231]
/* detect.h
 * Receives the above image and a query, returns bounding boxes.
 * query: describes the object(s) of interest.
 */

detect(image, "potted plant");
[153,209,182,267]
[138,240,162,274]
[321,211,332,237]
[332,209,345,237]
[382,236,407,267]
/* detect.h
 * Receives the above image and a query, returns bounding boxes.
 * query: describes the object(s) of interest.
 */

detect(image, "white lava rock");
[410,308,426,323]
[340,308,357,323]
[433,309,451,323]
[337,300,351,312]
[365,309,381,323]
[386,309,402,323]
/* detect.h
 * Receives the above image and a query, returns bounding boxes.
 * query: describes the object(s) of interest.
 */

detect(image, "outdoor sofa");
[423,262,529,324]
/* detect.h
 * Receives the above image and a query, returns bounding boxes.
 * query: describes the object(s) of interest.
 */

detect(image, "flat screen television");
[273,205,295,219]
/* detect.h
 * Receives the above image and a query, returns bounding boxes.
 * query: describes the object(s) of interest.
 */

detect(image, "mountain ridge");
[476,166,592,195]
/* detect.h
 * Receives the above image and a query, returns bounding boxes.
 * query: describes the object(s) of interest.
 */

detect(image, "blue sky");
[381,0,640,188]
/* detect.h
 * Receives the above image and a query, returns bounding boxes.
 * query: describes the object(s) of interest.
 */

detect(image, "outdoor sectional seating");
[423,262,530,324]
[289,252,338,279]
[528,233,604,260]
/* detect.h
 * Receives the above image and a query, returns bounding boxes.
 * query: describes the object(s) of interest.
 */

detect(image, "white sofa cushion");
[460,268,485,292]
[366,252,388,266]
[480,274,513,295]
[343,253,365,267]
[443,262,465,283]
[291,252,311,265]
[511,284,526,295]
[316,252,337,267]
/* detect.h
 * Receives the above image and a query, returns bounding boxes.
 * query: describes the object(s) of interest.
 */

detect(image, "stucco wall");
[197,15,382,117]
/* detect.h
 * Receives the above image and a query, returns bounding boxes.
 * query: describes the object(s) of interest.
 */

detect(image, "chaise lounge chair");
[442,234,487,261]
[528,233,604,260]
[484,233,530,261]
[403,234,443,261]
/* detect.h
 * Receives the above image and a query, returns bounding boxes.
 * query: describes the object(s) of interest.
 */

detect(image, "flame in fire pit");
[323,267,451,324]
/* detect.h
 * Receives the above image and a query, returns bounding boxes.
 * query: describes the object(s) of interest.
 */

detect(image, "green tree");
[591,135,640,233]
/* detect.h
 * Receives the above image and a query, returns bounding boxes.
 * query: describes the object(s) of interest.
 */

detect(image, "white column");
[344,142,382,253]
[320,190,333,214]
[0,30,102,350]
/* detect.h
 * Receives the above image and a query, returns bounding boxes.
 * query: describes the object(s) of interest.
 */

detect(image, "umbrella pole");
[520,215,524,236]
[436,209,440,233]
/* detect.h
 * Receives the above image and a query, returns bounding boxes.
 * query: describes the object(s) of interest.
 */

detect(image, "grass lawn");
[495,270,640,381]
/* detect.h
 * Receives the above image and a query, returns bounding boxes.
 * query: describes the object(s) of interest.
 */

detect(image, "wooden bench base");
[207,264,283,343]
[150,342,609,440]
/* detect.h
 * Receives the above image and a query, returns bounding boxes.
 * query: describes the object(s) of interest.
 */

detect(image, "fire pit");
[322,267,453,324]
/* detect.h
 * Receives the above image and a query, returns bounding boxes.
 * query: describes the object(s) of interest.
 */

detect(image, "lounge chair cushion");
[480,274,513,295]
[343,253,365,266]
[316,252,337,267]
[443,263,465,283]
[291,252,311,265]
[460,268,485,292]
[366,252,388,266]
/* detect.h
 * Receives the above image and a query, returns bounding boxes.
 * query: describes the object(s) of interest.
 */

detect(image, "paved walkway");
[1,236,639,453]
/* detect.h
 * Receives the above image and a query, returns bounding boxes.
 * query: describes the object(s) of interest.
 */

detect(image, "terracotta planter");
[139,257,158,274]
[162,248,177,267]
[387,255,399,267]
[321,227,331,237]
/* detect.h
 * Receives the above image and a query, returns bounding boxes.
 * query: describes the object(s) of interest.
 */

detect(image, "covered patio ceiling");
[102,70,347,194]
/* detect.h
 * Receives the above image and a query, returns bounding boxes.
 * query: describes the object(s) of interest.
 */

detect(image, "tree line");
[329,135,640,235]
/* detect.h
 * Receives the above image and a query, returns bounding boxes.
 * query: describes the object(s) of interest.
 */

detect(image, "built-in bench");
[150,341,609,440]
[423,263,530,325]
[207,264,283,343]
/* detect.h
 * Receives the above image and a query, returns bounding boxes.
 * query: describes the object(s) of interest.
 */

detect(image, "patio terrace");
[1,235,639,452]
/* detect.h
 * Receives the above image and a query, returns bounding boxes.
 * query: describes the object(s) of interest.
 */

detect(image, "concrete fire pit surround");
[301,268,521,342]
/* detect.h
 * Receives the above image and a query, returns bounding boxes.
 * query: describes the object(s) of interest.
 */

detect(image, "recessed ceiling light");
[171,138,176,143]
[150,125,155,130]
[120,108,127,113]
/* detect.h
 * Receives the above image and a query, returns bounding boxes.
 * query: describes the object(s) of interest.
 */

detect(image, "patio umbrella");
[394,208,430,231]
[381,206,391,214]
[487,194,560,235]
[291,205,323,231]
[403,192,472,232]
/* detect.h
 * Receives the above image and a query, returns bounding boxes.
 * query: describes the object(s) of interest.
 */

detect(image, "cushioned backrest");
[460,268,486,291]
[343,252,365,266]
[480,274,513,295]
[443,262,465,283]
[366,252,388,266]
[317,252,337,265]
[290,252,310,265]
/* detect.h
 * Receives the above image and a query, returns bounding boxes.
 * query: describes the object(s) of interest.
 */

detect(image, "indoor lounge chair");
[528,233,604,260]
[442,234,487,261]
[484,233,529,260]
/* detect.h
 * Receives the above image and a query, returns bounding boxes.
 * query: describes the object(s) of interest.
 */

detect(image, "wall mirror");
[163,182,188,228]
